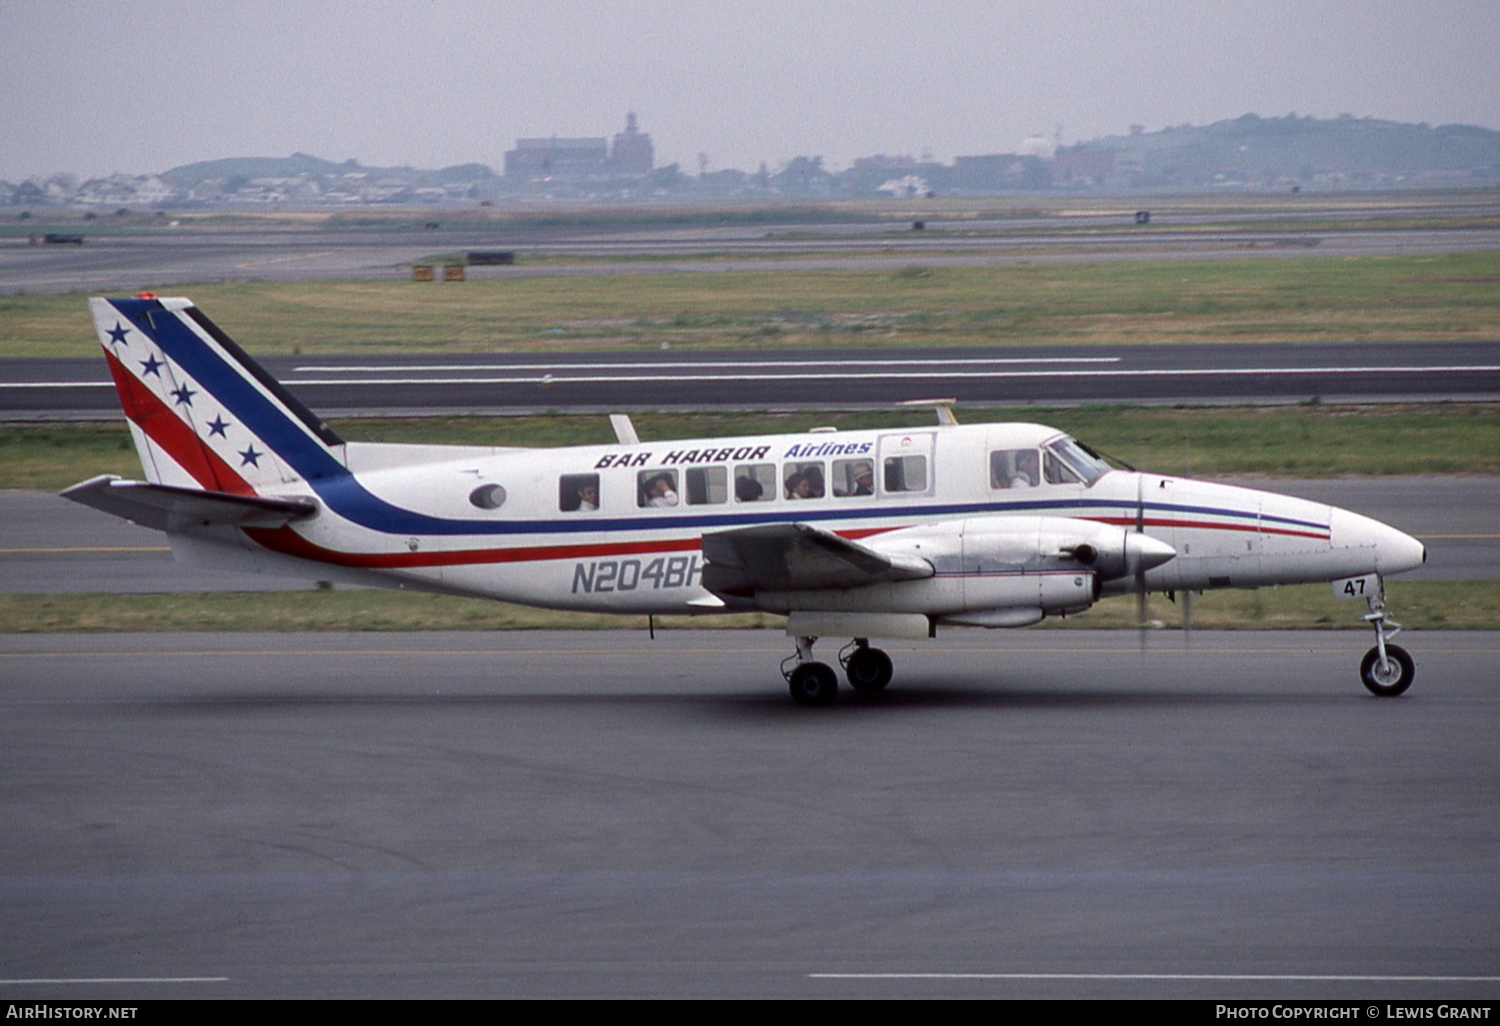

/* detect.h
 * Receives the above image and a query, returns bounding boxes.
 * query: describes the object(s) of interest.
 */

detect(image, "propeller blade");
[1136,579,1148,650]
[1135,474,1147,649]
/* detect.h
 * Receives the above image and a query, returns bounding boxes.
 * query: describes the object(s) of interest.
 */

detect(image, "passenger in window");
[850,461,874,496]
[560,473,600,511]
[1011,450,1040,488]
[735,475,765,502]
[735,463,776,502]
[643,473,679,507]
[783,461,824,499]
[801,464,826,497]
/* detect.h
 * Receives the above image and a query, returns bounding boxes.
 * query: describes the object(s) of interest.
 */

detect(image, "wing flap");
[60,474,317,532]
[702,522,932,596]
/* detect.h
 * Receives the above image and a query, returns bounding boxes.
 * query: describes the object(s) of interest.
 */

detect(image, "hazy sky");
[4,0,1499,181]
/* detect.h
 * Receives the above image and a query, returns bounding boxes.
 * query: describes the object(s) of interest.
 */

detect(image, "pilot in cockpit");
[1011,449,1040,488]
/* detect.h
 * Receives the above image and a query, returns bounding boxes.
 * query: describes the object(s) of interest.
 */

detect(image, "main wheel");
[845,647,894,692]
[1360,644,1415,697]
[789,661,839,706]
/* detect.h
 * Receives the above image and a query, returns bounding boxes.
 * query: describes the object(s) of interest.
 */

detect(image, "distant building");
[610,112,654,175]
[504,113,654,181]
[1051,146,1116,187]
[952,153,1051,191]
[504,137,609,179]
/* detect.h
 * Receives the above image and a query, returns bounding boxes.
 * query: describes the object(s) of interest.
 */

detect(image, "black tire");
[789,662,839,706]
[845,647,894,692]
[1360,644,1415,697]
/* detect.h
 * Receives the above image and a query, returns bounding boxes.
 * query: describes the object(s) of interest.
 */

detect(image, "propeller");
[1135,473,1148,649]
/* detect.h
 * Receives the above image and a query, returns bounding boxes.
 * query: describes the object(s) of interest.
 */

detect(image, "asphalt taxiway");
[6,340,1500,418]
[2,629,1497,998]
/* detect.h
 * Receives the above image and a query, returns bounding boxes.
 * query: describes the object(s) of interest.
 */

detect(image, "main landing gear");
[1360,582,1414,697]
[782,636,894,706]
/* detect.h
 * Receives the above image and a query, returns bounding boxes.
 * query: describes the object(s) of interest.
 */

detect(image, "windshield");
[1045,436,1111,486]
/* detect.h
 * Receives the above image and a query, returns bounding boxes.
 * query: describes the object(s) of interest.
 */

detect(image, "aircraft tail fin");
[88,296,345,493]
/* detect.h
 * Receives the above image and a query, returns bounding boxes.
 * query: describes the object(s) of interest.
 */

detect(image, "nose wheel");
[1360,644,1414,697]
[1360,582,1414,697]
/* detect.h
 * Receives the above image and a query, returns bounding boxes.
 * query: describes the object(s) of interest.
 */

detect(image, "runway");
[2,629,1497,998]
[7,339,1500,418]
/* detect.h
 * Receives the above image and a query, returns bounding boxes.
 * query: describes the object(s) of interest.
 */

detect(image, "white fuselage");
[177,421,1425,621]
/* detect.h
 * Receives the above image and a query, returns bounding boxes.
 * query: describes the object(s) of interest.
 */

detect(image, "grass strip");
[1,580,1494,633]
[4,251,1499,356]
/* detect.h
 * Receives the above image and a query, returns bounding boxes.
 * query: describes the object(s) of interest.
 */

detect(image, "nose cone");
[1126,531,1177,572]
[1333,508,1426,576]
[1376,523,1427,576]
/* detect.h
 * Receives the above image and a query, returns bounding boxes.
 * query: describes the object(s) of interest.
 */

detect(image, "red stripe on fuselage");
[104,348,255,496]
[243,525,706,569]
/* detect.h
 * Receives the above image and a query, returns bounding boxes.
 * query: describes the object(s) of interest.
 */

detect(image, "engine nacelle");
[755,517,1175,623]
[869,515,1173,582]
[864,515,1174,624]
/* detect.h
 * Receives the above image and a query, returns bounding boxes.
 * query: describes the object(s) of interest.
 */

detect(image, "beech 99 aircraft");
[65,295,1427,705]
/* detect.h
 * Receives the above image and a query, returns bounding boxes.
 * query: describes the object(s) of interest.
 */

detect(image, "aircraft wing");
[60,475,317,532]
[701,522,932,597]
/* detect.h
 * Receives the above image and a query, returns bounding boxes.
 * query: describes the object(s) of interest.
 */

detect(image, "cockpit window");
[1045,436,1109,486]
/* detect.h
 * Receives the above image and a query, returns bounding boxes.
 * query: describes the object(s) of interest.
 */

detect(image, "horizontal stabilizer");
[702,522,932,596]
[60,474,317,532]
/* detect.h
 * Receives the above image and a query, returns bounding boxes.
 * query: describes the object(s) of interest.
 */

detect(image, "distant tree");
[650,163,683,190]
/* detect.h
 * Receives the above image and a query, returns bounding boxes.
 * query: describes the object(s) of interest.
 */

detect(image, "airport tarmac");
[2,629,1497,998]
[2,476,1494,594]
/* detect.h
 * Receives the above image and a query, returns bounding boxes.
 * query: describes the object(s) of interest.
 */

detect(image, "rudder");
[89,296,345,494]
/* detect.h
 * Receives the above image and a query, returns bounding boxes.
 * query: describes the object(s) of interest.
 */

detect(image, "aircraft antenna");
[900,398,958,426]
[609,414,641,446]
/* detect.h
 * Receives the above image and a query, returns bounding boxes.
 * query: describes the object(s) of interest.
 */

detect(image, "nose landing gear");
[1360,583,1414,697]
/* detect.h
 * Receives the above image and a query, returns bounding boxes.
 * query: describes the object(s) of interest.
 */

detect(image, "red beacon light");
[137,292,157,299]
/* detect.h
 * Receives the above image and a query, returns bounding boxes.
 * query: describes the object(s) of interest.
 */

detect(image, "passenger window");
[685,466,727,505]
[882,455,927,493]
[638,469,680,508]
[990,449,1040,489]
[469,483,507,510]
[783,461,826,500]
[831,459,875,497]
[560,473,600,512]
[734,463,775,502]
